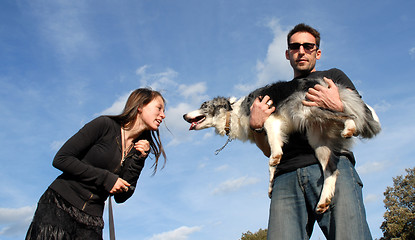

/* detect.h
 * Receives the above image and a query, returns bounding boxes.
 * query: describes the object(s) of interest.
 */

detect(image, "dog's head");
[183,97,233,131]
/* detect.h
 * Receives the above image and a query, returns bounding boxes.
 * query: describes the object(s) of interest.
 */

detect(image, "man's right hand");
[249,95,275,157]
[249,95,275,129]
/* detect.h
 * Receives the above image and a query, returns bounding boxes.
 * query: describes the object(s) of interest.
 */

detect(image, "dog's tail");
[340,89,381,139]
[358,104,381,138]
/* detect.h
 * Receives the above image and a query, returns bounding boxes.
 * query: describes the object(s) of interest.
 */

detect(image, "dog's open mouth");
[188,115,205,130]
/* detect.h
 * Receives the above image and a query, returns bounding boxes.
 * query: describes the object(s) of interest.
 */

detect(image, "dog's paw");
[268,166,276,199]
[316,199,331,214]
[269,154,282,166]
[341,127,356,138]
[342,119,356,138]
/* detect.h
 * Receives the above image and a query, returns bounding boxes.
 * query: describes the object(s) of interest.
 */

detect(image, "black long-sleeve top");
[49,116,146,216]
[276,68,357,175]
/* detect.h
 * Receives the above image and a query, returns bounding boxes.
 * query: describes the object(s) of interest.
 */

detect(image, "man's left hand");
[302,77,344,112]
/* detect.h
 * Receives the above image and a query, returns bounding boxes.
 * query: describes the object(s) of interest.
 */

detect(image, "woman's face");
[140,96,165,131]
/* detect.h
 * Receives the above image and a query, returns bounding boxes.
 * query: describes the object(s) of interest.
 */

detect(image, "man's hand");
[249,95,275,129]
[302,77,344,112]
[249,95,274,157]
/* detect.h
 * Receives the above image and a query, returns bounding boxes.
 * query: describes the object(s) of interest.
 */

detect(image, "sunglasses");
[288,43,318,51]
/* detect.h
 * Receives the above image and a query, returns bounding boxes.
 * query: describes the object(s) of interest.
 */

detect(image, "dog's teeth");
[190,122,197,130]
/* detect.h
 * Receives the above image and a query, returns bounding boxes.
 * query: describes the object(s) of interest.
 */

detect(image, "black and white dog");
[183,77,381,213]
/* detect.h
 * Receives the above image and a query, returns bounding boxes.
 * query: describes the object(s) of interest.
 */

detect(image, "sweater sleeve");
[113,151,146,203]
[52,117,118,192]
[327,68,357,91]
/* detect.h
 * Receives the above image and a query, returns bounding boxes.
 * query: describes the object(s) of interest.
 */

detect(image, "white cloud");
[136,65,150,76]
[357,161,388,175]
[147,226,202,240]
[99,92,130,116]
[215,164,229,172]
[235,19,292,94]
[364,194,379,203]
[373,100,392,113]
[136,65,179,92]
[32,1,96,61]
[256,19,292,85]
[178,82,207,100]
[164,102,195,146]
[410,47,415,59]
[212,176,260,195]
[198,162,207,169]
[203,131,214,139]
[178,82,210,106]
[98,65,212,147]
[0,206,35,236]
[50,140,65,152]
[233,82,255,94]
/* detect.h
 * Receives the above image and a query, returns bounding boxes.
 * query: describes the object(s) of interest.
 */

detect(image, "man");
[249,23,373,239]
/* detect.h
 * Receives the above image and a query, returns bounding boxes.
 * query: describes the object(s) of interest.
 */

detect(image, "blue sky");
[1,0,414,239]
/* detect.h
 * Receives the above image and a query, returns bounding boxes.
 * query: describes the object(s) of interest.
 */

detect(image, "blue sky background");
[1,1,414,239]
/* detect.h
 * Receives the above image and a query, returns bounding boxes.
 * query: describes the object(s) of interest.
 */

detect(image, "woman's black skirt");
[26,188,104,240]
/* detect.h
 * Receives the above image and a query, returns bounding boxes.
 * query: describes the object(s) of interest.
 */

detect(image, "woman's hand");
[302,77,344,112]
[134,139,150,158]
[110,178,131,194]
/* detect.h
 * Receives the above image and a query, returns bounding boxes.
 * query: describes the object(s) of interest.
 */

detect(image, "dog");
[183,77,381,213]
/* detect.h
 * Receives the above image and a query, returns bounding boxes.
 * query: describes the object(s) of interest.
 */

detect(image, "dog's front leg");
[264,115,285,198]
[264,115,285,165]
[313,145,339,214]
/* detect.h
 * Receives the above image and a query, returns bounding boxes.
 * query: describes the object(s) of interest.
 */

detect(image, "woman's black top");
[49,116,146,216]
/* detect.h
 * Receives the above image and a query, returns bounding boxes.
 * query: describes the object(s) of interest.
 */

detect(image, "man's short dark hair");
[287,23,321,48]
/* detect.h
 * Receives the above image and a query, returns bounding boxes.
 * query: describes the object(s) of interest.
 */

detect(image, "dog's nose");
[183,114,187,121]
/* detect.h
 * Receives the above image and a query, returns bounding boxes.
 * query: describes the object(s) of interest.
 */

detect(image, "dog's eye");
[201,102,211,109]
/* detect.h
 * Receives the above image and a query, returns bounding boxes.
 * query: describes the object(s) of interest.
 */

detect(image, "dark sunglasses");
[288,43,318,51]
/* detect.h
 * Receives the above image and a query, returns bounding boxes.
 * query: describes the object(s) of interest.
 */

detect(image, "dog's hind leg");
[314,145,339,214]
[341,118,356,138]
[268,166,276,198]
[264,115,286,198]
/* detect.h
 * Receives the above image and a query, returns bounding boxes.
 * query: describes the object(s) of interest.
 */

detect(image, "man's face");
[285,32,321,77]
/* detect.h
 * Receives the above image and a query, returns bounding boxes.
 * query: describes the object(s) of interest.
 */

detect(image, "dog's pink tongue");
[189,122,197,130]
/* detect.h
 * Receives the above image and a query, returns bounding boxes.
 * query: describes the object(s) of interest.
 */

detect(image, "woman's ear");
[137,107,142,113]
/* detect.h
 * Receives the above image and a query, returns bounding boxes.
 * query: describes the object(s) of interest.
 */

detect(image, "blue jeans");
[267,156,372,240]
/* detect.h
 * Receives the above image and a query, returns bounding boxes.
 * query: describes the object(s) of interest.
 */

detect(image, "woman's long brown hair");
[109,88,166,174]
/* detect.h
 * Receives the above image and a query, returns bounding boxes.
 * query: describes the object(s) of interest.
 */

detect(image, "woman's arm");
[113,152,146,203]
[113,139,150,203]
[53,117,119,192]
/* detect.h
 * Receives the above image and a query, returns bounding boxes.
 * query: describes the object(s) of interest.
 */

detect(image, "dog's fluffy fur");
[183,77,381,213]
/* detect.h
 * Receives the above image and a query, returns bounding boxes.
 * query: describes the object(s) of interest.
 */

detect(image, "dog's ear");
[225,99,233,111]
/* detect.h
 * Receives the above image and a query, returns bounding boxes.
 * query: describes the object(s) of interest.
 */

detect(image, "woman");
[26,88,167,240]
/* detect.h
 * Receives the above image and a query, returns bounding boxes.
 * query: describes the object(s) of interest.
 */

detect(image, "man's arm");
[249,95,275,157]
